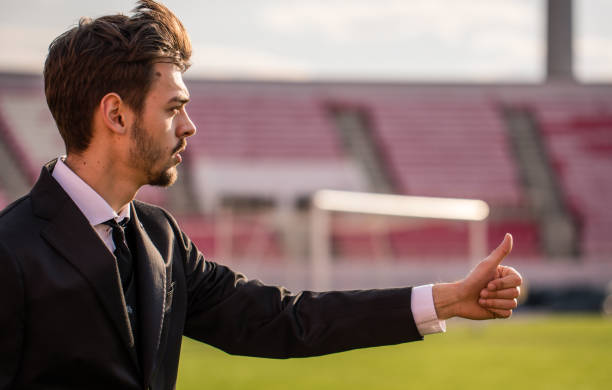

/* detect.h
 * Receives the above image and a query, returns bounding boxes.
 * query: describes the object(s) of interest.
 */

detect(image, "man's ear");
[100,93,130,135]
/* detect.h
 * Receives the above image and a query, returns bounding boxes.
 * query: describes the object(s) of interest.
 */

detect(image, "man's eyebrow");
[166,95,190,105]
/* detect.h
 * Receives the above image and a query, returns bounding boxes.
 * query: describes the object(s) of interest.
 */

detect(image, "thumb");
[486,233,513,266]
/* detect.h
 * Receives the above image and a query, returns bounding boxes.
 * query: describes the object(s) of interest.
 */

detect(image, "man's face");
[128,62,196,187]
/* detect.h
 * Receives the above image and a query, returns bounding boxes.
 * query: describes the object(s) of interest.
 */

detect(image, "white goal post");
[309,190,490,290]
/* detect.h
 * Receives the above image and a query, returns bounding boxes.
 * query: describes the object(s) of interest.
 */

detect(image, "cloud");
[576,35,612,81]
[259,0,537,45]
[257,0,541,80]
[0,25,58,72]
[189,44,313,80]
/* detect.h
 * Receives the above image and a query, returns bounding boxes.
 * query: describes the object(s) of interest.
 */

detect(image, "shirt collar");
[52,156,131,226]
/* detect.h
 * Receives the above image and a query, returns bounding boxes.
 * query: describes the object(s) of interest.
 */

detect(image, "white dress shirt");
[51,156,445,336]
[52,157,129,253]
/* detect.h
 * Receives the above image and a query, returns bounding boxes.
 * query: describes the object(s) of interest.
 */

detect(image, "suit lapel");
[32,164,139,368]
[130,205,167,384]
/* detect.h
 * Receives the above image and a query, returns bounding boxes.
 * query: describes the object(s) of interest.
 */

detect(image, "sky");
[0,0,611,83]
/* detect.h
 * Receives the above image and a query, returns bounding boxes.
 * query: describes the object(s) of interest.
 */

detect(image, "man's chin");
[148,167,178,187]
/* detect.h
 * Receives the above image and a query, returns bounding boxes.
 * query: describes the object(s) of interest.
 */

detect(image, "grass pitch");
[177,314,612,389]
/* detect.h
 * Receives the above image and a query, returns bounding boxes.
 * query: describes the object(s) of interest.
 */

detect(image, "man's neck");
[64,153,139,212]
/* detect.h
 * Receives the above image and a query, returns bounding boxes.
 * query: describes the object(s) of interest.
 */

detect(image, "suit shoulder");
[132,200,195,258]
[0,195,33,229]
[132,199,179,229]
[0,194,38,246]
[0,194,30,219]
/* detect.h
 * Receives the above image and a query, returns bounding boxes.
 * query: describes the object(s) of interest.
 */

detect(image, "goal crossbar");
[309,190,490,290]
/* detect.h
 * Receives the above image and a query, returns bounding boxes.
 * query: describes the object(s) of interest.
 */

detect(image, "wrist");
[432,282,462,320]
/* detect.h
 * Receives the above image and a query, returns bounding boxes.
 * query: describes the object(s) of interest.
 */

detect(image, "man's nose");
[177,109,196,138]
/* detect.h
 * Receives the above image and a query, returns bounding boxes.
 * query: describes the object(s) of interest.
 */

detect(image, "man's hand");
[432,233,522,320]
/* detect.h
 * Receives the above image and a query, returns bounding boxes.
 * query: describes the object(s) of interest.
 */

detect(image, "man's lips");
[172,140,186,154]
[172,140,187,155]
[172,140,187,163]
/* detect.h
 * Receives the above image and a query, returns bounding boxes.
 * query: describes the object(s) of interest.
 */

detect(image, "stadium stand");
[187,91,344,160]
[1,74,611,261]
[355,93,532,258]
[323,88,536,258]
[532,98,612,258]
[368,97,522,205]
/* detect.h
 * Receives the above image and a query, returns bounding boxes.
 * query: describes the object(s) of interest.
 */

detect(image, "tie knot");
[104,218,129,230]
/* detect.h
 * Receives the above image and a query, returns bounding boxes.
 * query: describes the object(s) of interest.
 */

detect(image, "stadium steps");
[330,107,394,192]
[503,106,578,257]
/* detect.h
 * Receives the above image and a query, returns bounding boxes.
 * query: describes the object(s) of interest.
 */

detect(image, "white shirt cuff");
[411,284,446,336]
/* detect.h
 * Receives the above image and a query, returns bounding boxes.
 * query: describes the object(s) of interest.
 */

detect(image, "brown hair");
[44,0,192,153]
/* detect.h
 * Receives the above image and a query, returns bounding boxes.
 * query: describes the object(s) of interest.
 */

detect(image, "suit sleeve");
[0,241,24,389]
[176,229,423,358]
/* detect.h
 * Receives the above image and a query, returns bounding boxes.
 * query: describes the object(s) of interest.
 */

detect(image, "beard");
[128,119,181,187]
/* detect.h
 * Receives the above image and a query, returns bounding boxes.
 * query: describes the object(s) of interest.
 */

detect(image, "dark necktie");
[104,218,139,351]
[104,218,133,291]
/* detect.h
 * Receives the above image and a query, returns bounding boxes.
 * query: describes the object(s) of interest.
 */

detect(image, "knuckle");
[514,273,524,285]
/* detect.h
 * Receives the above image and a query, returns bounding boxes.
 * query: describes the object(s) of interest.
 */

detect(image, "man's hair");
[44,0,192,153]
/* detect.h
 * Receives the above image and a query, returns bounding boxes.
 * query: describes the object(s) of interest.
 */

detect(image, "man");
[0,1,522,389]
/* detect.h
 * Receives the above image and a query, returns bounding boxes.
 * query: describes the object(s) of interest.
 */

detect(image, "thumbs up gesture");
[432,234,523,320]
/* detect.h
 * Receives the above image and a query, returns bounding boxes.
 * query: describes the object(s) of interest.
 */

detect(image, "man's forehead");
[151,62,189,97]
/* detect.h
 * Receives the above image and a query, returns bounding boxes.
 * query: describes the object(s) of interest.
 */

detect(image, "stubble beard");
[129,119,178,188]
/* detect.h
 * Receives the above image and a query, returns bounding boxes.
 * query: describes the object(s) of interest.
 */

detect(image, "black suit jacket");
[0,162,423,390]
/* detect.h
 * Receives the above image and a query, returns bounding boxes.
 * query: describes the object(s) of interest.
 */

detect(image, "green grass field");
[177,314,612,389]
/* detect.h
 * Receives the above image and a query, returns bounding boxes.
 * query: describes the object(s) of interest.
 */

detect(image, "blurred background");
[1,0,611,388]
